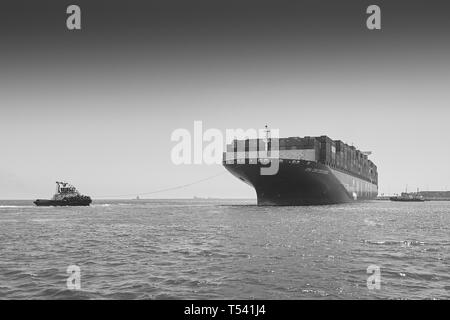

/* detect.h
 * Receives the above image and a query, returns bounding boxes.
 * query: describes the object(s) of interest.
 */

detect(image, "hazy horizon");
[1,0,450,199]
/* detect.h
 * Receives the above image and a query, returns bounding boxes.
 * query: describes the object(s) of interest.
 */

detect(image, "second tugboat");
[34,182,92,206]
[389,192,425,202]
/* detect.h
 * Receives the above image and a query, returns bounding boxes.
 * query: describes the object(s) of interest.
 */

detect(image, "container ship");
[223,128,378,206]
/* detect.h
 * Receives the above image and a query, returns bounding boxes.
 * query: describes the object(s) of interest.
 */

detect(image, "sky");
[1,0,450,199]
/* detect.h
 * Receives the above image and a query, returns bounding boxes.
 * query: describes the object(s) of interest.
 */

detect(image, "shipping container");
[225,135,378,183]
[318,136,336,165]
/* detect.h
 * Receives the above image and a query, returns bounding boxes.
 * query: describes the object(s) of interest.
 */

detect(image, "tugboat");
[389,192,425,202]
[34,182,92,206]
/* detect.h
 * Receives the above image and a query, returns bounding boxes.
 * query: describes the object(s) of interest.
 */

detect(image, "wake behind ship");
[223,128,378,206]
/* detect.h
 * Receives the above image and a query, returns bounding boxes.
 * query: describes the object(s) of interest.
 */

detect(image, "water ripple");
[0,199,448,299]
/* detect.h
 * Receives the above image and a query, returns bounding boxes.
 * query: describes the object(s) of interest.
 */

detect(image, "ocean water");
[0,199,448,300]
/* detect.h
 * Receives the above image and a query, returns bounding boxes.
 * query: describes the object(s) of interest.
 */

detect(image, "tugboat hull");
[34,199,92,207]
[389,197,425,202]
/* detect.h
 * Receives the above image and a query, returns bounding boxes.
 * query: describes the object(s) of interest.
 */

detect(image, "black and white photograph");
[0,0,449,308]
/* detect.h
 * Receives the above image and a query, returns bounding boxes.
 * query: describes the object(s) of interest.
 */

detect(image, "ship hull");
[34,199,92,207]
[389,197,425,202]
[223,159,378,206]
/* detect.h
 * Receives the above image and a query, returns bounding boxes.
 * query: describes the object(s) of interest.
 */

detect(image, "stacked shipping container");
[225,135,378,185]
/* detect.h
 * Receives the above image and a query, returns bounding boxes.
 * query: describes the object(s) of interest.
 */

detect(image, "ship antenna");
[264,124,271,141]
[263,125,271,154]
